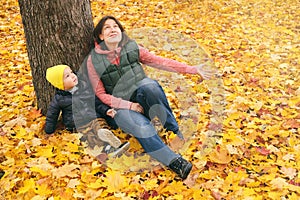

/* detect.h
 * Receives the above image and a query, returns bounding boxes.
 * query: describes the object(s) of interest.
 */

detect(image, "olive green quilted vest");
[91,40,146,100]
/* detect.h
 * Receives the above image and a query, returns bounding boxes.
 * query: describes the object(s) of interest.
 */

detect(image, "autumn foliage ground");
[1,0,300,199]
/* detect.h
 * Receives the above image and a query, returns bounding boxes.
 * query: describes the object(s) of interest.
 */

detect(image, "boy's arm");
[45,97,61,134]
[95,97,111,117]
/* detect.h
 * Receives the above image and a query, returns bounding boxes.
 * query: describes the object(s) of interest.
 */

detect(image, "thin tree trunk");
[18,0,94,115]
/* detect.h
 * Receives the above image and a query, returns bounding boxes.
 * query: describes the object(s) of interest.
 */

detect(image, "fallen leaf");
[208,145,232,164]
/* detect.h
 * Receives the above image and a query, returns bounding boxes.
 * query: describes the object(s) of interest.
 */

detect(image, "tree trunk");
[18,0,94,115]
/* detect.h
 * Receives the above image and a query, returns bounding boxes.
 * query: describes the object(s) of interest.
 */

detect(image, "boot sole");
[97,129,121,148]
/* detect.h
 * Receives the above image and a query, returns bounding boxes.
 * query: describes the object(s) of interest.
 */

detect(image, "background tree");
[18,0,94,115]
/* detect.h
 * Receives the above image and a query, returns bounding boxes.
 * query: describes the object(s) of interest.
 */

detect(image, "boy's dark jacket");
[44,70,110,134]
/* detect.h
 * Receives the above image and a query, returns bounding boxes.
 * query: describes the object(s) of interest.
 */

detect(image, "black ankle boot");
[168,157,192,179]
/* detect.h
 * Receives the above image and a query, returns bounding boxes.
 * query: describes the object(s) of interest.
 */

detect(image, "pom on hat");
[46,65,69,90]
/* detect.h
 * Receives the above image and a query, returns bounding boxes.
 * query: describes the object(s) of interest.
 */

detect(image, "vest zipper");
[114,50,122,77]
[114,50,120,66]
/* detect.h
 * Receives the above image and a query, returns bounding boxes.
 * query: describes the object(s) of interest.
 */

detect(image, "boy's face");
[63,67,78,90]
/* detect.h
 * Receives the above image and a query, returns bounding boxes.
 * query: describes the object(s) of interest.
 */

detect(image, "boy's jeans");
[114,109,179,166]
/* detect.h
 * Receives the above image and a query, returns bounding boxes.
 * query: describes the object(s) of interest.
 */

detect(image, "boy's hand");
[106,109,117,118]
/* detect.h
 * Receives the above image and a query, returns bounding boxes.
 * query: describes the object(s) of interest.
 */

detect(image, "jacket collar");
[56,89,72,96]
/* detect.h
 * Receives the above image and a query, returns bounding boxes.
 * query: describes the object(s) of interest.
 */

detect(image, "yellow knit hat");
[46,65,69,90]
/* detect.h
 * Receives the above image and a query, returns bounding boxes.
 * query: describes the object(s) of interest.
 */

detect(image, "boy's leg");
[91,118,121,148]
[78,119,129,163]
[97,129,121,148]
[77,121,106,149]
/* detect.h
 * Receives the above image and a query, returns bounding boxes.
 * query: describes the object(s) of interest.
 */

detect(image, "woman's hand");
[130,103,144,114]
[106,109,117,118]
[196,64,215,80]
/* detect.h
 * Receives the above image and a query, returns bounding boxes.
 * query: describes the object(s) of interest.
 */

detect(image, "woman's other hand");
[130,103,144,114]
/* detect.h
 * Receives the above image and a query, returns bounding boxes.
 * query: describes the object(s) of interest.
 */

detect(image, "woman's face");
[100,19,122,45]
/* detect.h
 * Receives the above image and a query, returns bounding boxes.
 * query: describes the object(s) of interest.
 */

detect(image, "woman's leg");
[135,78,180,133]
[114,109,178,165]
[114,109,192,179]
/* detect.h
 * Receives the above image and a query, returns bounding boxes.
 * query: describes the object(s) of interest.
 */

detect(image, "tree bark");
[18,0,94,115]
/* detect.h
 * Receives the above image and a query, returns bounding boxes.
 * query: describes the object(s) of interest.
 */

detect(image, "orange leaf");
[208,145,232,164]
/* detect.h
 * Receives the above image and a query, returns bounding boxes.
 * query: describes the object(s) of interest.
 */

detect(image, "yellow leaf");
[15,127,28,139]
[31,138,42,146]
[35,183,52,196]
[87,179,103,189]
[288,192,300,200]
[4,115,26,129]
[30,166,50,176]
[171,194,184,200]
[66,142,79,152]
[268,191,284,199]
[18,178,35,194]
[1,157,15,166]
[67,179,80,189]
[104,169,128,193]
[270,177,288,190]
[142,179,158,190]
[223,78,232,86]
[51,163,80,178]
[246,181,261,188]
[81,171,96,183]
[161,181,187,194]
[242,188,257,196]
[280,167,297,180]
[34,146,55,158]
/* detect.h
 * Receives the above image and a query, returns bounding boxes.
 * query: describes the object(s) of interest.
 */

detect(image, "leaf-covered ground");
[1,0,300,199]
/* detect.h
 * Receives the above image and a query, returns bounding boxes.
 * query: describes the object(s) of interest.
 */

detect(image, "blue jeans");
[114,109,179,166]
[133,78,179,133]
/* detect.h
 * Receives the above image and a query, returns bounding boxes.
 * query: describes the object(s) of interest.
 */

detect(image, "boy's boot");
[103,142,130,157]
[97,129,121,148]
[168,156,192,179]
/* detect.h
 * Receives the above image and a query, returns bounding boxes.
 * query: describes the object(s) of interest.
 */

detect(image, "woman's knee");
[114,109,157,138]
[139,80,163,96]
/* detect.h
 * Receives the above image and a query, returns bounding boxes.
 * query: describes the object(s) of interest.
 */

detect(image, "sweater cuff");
[104,107,110,116]
[190,66,198,74]
[118,99,132,109]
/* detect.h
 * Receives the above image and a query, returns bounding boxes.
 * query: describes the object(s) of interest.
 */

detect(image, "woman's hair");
[93,16,125,44]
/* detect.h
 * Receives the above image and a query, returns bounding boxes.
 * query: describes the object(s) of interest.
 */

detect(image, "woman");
[86,16,214,179]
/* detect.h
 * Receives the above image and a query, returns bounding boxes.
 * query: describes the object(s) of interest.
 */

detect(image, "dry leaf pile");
[1,0,299,199]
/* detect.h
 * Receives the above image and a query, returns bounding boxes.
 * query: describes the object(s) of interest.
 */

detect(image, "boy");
[45,64,129,158]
